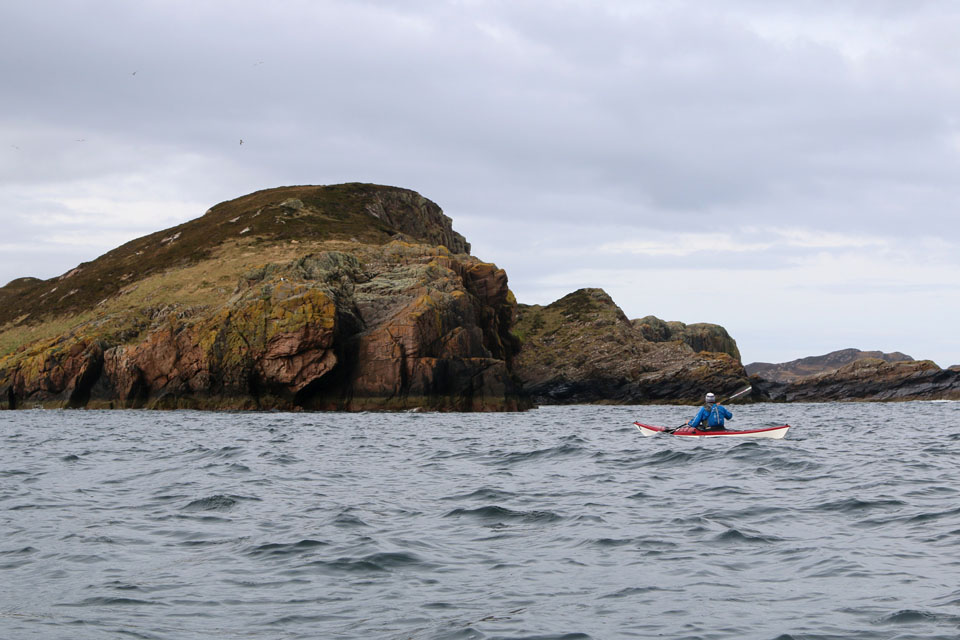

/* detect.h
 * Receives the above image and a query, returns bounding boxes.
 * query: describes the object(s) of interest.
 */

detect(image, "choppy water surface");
[2,403,960,639]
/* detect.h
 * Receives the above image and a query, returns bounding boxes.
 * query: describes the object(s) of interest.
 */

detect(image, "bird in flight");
[132,71,137,76]
[240,139,244,145]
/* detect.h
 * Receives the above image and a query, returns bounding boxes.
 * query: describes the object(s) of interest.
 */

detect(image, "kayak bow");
[634,422,790,439]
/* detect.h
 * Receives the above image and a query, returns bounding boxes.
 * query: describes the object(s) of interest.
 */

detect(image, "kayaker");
[687,392,732,431]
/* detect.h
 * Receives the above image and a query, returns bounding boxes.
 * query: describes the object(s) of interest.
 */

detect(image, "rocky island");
[513,288,749,404]
[0,184,523,411]
[748,349,960,402]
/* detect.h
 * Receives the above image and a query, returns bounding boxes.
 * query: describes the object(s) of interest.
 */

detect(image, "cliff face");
[746,348,913,383]
[513,288,749,404]
[0,184,523,411]
[756,358,960,402]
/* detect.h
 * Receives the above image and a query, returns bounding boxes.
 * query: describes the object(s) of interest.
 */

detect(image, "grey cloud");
[3,0,960,363]
[3,1,955,227]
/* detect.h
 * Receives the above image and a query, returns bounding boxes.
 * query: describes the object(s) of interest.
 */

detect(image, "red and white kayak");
[634,422,790,439]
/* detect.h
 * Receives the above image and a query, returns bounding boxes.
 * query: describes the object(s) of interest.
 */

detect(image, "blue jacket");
[688,404,733,429]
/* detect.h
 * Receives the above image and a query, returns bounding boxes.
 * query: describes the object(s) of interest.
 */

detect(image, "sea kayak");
[634,422,790,439]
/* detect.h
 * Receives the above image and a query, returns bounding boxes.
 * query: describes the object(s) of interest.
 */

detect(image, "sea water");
[2,402,960,640]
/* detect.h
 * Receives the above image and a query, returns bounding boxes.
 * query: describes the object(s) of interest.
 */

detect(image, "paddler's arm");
[688,407,706,427]
[720,405,733,420]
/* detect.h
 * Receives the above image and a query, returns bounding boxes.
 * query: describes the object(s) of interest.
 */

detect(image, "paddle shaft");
[720,385,752,404]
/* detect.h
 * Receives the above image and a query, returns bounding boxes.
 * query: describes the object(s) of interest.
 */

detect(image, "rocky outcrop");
[633,316,741,361]
[746,348,913,383]
[0,185,522,411]
[756,358,960,402]
[744,348,960,401]
[513,288,749,404]
[361,189,469,253]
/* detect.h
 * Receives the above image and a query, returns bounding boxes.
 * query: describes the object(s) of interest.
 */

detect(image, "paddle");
[722,385,753,404]
[664,385,753,434]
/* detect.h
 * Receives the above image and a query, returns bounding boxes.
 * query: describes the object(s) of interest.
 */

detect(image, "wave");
[443,505,564,524]
[599,585,668,599]
[799,556,867,579]
[183,445,246,460]
[331,508,370,528]
[246,539,331,558]
[495,443,590,466]
[259,452,301,464]
[0,546,38,570]
[858,504,960,528]
[422,627,485,640]
[304,551,433,574]
[0,546,37,555]
[711,528,783,544]
[576,537,638,549]
[441,487,518,501]
[58,596,167,607]
[875,608,960,625]
[905,505,960,523]
[643,449,698,465]
[814,497,907,513]
[182,494,259,512]
[266,613,353,625]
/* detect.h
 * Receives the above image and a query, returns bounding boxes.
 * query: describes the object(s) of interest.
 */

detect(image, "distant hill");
[746,348,913,383]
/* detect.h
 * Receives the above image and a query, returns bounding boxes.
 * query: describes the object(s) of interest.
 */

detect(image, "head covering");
[705,392,716,404]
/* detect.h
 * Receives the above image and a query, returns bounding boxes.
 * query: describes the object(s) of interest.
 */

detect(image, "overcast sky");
[2,0,960,366]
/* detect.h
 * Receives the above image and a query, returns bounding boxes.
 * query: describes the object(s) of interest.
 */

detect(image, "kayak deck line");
[634,422,791,439]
